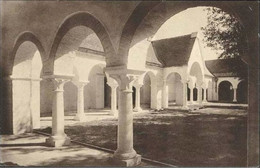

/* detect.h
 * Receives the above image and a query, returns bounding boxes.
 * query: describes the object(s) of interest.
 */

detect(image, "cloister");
[0,1,259,167]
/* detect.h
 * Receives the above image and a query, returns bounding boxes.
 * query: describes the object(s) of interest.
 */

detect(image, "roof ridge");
[151,32,197,43]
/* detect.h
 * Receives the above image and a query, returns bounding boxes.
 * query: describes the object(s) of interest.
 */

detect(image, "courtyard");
[32,107,247,167]
[1,1,258,167]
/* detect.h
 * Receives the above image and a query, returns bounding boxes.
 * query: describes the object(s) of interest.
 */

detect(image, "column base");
[133,107,142,112]
[46,135,71,147]
[74,113,86,122]
[110,154,141,167]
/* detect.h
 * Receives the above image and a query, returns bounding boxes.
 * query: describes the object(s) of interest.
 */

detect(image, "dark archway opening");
[219,81,233,102]
[104,77,111,108]
[237,81,248,103]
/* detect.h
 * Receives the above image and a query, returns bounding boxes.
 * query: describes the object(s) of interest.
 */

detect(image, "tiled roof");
[205,58,248,77]
[151,33,196,67]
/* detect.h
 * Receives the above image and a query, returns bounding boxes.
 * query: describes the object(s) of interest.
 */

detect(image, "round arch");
[47,12,116,74]
[166,71,182,81]
[118,1,252,67]
[140,72,154,108]
[10,31,46,76]
[218,80,234,102]
[87,64,106,109]
[189,62,204,84]
[166,72,183,105]
[142,71,156,85]
[11,39,44,134]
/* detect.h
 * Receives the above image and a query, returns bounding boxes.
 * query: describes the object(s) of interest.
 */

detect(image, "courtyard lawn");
[39,108,247,167]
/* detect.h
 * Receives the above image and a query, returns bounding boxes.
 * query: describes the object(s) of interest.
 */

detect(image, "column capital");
[133,83,143,89]
[105,66,145,91]
[107,82,119,88]
[72,80,89,88]
[43,75,74,91]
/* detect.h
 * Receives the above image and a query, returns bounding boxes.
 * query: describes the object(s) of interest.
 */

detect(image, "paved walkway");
[0,133,154,167]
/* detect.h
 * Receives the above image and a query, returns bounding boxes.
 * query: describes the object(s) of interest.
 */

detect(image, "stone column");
[197,85,203,106]
[108,83,118,116]
[46,77,71,147]
[233,88,237,102]
[162,80,168,109]
[113,75,141,166]
[73,81,88,122]
[105,67,143,167]
[203,87,207,102]
[181,80,188,109]
[133,84,143,112]
[189,86,194,104]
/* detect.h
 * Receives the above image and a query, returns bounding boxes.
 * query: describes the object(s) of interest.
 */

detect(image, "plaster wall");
[143,65,163,109]
[12,80,32,134]
[187,38,205,77]
[140,74,151,107]
[64,81,77,112]
[40,79,53,114]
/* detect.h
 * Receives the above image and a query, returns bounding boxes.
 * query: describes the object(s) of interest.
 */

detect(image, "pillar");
[162,79,168,109]
[133,84,143,112]
[181,80,188,109]
[197,85,203,105]
[46,77,71,147]
[74,81,88,122]
[189,86,194,104]
[105,67,144,167]
[108,83,118,116]
[233,88,237,102]
[203,87,207,102]
[112,75,141,166]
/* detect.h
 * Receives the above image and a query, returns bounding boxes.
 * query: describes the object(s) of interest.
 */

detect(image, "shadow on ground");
[39,108,247,167]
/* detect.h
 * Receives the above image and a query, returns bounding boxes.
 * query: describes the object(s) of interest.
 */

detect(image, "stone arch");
[165,71,183,82]
[87,64,106,109]
[11,40,44,134]
[10,31,46,76]
[218,80,234,102]
[46,11,116,75]
[189,62,204,85]
[119,2,250,68]
[140,71,155,108]
[166,72,183,105]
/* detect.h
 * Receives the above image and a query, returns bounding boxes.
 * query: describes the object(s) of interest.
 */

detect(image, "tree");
[201,7,246,59]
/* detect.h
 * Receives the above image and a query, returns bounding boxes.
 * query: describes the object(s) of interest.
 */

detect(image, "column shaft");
[74,82,87,121]
[133,85,142,112]
[233,88,237,102]
[182,82,188,108]
[203,88,207,102]
[198,86,202,105]
[111,85,118,115]
[46,78,70,147]
[190,87,194,104]
[162,80,168,108]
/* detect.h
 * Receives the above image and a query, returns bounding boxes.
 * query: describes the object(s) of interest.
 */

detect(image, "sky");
[153,7,221,61]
